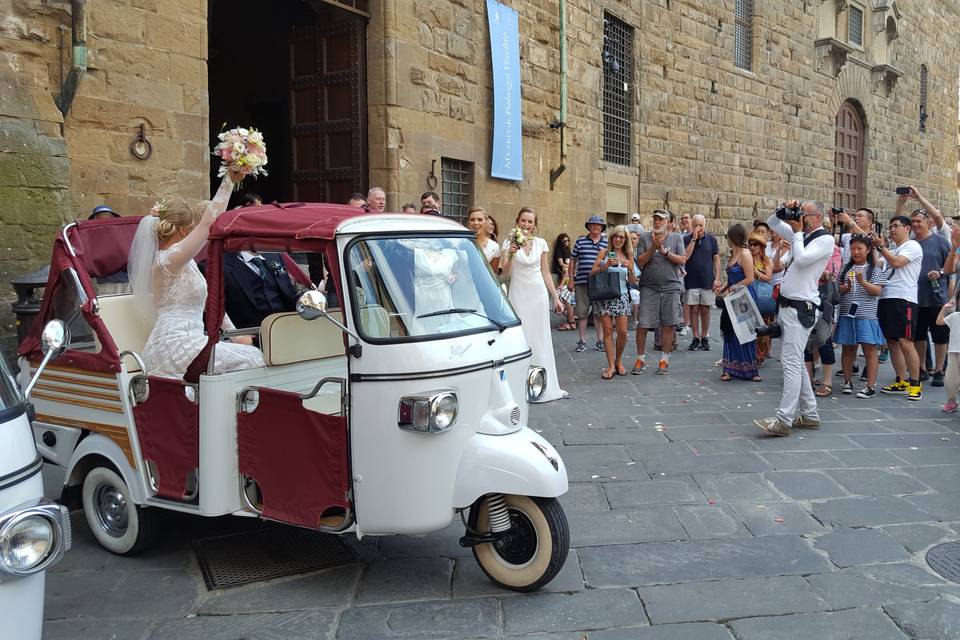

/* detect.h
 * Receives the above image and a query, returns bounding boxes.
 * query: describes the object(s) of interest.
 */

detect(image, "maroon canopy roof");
[211,202,376,245]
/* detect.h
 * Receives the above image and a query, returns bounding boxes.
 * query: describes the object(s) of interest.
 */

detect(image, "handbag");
[751,280,777,317]
[588,271,621,300]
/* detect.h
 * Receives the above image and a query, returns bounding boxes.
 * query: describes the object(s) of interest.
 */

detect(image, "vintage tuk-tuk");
[19,204,569,591]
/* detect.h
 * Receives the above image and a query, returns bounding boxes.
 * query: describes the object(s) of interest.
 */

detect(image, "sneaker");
[792,415,821,430]
[941,400,958,413]
[688,338,701,350]
[754,417,790,436]
[860,368,868,381]
[595,340,605,352]
[657,359,669,375]
[856,386,876,399]
[631,358,646,375]
[908,384,922,401]
[881,380,909,395]
[932,371,945,388]
[841,381,853,394]
[878,350,889,362]
[919,370,930,382]
[699,338,711,351]
[678,326,689,336]
[575,340,587,353]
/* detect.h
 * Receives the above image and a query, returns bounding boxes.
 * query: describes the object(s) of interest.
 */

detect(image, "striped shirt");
[838,263,888,319]
[571,234,608,285]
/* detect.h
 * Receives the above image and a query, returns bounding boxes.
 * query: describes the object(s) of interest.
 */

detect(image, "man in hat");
[88,205,120,220]
[567,215,608,352]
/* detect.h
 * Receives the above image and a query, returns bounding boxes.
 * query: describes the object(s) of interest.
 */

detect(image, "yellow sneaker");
[880,379,909,395]
[908,384,922,401]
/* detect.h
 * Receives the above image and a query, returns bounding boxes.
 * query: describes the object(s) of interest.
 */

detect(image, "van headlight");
[398,391,458,433]
[527,366,546,402]
[0,500,70,580]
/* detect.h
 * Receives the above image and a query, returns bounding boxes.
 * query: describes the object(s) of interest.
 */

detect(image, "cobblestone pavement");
[44,323,960,639]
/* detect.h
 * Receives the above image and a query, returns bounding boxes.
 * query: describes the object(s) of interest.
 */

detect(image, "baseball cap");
[89,205,119,219]
[652,209,670,219]
[630,213,641,222]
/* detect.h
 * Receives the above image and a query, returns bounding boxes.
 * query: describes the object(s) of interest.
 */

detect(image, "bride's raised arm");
[162,174,237,273]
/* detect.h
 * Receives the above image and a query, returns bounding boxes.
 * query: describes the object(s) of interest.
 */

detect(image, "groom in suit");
[222,251,300,329]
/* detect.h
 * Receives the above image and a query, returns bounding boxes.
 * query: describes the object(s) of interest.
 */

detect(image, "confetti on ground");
[755,505,766,510]
[707,499,717,505]
[591,475,600,479]
[626,462,636,466]
[774,517,785,523]
[940,437,951,441]
[909,446,919,450]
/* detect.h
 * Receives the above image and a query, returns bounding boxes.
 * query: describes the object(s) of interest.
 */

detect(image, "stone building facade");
[1,0,958,352]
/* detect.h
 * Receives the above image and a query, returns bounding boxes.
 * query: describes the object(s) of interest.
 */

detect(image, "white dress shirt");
[767,215,835,303]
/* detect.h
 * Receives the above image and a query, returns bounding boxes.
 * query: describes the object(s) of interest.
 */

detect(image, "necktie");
[251,256,269,280]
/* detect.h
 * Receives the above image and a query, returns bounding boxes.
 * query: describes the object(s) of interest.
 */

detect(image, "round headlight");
[527,367,546,401]
[431,392,458,431]
[1,515,55,574]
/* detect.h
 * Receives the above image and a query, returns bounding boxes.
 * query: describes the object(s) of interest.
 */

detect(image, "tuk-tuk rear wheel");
[81,466,158,556]
[469,494,569,592]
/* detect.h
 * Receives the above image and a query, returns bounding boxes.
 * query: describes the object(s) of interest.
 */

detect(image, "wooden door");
[834,102,865,211]
[290,19,367,204]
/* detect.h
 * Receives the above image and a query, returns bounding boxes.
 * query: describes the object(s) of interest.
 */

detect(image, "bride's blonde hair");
[154,198,201,241]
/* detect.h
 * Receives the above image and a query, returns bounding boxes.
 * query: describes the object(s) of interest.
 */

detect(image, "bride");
[500,207,568,402]
[129,175,265,378]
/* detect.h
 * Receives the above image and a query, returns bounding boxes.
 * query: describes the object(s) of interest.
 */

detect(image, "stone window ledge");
[815,37,854,77]
[872,63,903,96]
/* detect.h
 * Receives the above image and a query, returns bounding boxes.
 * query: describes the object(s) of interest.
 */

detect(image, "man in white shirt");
[754,200,835,437]
[876,215,924,400]
[896,185,952,243]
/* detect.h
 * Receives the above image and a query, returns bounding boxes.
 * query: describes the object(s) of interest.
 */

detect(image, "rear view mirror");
[24,320,71,400]
[296,290,328,321]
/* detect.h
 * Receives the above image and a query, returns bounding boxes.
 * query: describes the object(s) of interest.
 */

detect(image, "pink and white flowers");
[213,127,268,185]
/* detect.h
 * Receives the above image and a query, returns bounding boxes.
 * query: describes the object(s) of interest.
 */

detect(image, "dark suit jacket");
[222,252,298,329]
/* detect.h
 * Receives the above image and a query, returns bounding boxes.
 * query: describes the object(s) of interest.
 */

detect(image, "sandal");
[601,369,615,380]
[815,385,832,397]
[558,323,575,331]
[616,365,628,376]
[720,373,732,382]
[752,376,763,382]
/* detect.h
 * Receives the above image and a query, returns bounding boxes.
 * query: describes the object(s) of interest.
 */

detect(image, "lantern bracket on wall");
[130,123,153,160]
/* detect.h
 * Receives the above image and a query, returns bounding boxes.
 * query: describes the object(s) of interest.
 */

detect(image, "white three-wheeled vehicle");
[20,205,569,591]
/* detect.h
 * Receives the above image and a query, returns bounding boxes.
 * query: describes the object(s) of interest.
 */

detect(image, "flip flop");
[815,385,832,397]
[601,370,615,380]
[616,366,628,376]
[720,373,732,382]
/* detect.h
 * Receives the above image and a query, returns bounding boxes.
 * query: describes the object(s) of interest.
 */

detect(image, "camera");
[829,207,844,216]
[775,203,802,222]
[755,323,783,339]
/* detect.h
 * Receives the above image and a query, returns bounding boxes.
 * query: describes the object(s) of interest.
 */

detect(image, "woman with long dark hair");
[717,223,759,382]
[552,233,575,330]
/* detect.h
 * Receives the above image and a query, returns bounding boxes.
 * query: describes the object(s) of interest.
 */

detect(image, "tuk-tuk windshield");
[0,355,23,413]
[346,235,520,341]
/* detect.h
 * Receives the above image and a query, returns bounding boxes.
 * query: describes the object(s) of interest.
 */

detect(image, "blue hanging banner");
[486,0,523,182]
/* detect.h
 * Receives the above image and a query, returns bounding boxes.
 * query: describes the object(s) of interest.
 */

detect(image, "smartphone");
[846,302,860,318]
[895,186,911,195]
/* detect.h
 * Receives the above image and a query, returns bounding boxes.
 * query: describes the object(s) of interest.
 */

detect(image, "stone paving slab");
[355,557,453,605]
[43,618,154,640]
[805,572,944,609]
[580,535,832,588]
[672,504,751,540]
[603,478,705,509]
[585,623,735,640]
[728,501,827,536]
[764,470,850,499]
[826,468,929,496]
[812,528,911,567]
[335,599,500,639]
[567,508,688,547]
[881,522,954,553]
[813,496,935,527]
[638,575,827,623]
[560,482,611,512]
[883,598,960,640]
[500,588,648,635]
[727,607,908,640]
[692,473,781,502]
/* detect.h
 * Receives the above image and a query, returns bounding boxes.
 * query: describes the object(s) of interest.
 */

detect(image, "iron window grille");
[919,64,929,132]
[441,158,473,225]
[848,6,863,46]
[602,13,634,166]
[734,0,753,71]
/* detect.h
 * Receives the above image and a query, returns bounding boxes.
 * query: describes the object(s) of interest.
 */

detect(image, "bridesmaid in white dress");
[467,206,500,272]
[500,207,568,402]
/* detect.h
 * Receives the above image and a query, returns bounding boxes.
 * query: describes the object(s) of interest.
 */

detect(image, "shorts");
[574,284,592,319]
[804,336,836,365]
[878,298,918,341]
[629,288,640,306]
[595,293,630,317]
[637,288,683,328]
[833,316,885,346]
[915,306,950,344]
[684,288,716,306]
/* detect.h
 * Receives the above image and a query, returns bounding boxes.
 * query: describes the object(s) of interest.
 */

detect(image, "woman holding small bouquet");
[501,207,568,402]
[590,225,638,379]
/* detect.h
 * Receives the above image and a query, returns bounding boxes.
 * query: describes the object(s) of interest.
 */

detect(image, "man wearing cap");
[88,205,120,220]
[568,215,608,352]
[633,209,687,374]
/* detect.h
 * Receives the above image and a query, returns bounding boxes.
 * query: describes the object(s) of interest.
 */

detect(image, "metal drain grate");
[193,525,357,590]
[926,542,960,584]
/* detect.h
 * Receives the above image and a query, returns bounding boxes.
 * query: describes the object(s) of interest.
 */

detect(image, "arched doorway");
[834,101,865,211]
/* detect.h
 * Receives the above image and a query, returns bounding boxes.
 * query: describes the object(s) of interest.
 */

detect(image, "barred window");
[848,6,863,46]
[920,64,929,132]
[602,13,634,166]
[441,158,473,225]
[734,0,753,71]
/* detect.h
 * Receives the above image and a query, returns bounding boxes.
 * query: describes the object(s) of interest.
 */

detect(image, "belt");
[778,295,819,311]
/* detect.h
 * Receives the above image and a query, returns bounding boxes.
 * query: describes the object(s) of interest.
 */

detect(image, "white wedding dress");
[504,237,567,402]
[141,244,265,378]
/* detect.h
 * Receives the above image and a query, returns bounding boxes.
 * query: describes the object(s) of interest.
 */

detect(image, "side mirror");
[296,289,328,321]
[24,320,70,400]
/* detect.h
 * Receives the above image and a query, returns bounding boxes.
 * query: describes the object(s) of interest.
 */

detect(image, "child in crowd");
[935,295,960,412]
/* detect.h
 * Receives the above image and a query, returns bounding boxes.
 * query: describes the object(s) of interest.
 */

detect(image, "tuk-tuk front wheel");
[81,466,158,556]
[469,494,569,592]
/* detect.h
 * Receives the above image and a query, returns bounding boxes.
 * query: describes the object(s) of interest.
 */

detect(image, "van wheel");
[469,494,569,592]
[82,467,158,555]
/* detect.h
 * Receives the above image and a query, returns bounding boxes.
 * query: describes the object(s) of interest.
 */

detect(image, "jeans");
[777,306,820,425]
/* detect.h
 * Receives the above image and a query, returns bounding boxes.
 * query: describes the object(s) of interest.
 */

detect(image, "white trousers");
[777,306,820,425]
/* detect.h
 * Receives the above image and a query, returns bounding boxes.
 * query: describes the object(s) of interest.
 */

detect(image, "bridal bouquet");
[508,226,528,256]
[213,127,268,186]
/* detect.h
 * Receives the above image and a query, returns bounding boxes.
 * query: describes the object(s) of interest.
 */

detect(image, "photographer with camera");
[753,200,836,437]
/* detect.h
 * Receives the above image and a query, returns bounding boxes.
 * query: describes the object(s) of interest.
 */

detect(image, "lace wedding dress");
[141,244,265,378]
[503,237,567,402]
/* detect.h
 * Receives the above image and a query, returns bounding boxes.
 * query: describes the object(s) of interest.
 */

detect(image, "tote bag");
[751,280,777,317]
